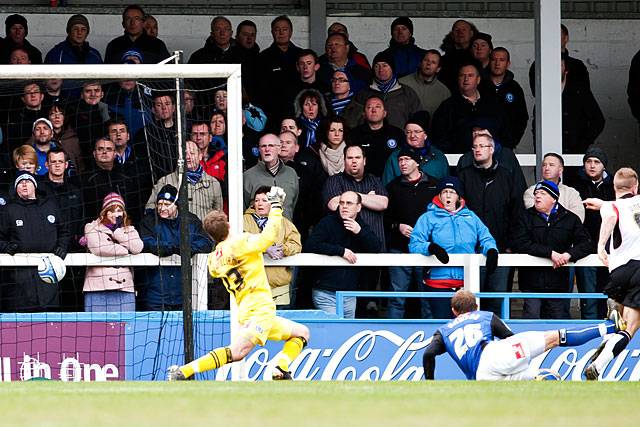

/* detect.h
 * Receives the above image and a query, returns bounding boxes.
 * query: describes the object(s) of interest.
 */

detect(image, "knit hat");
[66,14,90,34]
[102,192,125,211]
[14,171,37,189]
[405,110,431,134]
[121,49,144,64]
[391,16,413,35]
[32,117,53,132]
[470,32,493,50]
[397,147,421,164]
[157,184,178,203]
[436,176,464,197]
[5,14,28,37]
[534,180,560,201]
[583,145,608,168]
[372,50,396,74]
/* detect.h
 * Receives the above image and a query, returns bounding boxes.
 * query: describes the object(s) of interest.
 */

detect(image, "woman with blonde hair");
[83,192,143,311]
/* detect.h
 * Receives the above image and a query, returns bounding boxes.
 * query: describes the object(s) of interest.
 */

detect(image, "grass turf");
[1,381,638,427]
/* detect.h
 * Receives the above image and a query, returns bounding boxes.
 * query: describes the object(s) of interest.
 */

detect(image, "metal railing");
[0,252,606,314]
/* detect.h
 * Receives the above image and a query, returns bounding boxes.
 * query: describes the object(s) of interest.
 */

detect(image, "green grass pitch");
[1,381,638,427]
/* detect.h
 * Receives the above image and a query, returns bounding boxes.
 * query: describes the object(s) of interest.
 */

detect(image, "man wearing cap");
[354,50,422,129]
[0,171,69,312]
[399,49,451,118]
[513,179,592,319]
[30,117,57,176]
[104,4,170,64]
[138,184,213,311]
[382,110,448,186]
[409,176,498,318]
[385,147,439,318]
[431,61,514,152]
[572,145,615,319]
[457,132,524,315]
[0,14,42,64]
[380,16,427,78]
[523,152,585,222]
[45,14,103,65]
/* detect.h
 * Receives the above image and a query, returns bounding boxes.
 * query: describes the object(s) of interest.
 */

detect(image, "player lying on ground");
[583,167,640,380]
[168,187,310,381]
[422,290,624,380]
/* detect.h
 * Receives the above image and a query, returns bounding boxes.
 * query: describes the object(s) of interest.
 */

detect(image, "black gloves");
[486,249,498,275]
[5,242,18,255]
[53,247,67,259]
[428,243,449,264]
[114,216,124,230]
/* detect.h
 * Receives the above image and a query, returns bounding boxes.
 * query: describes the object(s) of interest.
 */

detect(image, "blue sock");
[559,322,613,347]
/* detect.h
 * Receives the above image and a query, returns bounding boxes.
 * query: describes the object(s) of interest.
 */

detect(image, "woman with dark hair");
[318,115,348,176]
[209,110,227,153]
[294,88,328,148]
[83,192,143,312]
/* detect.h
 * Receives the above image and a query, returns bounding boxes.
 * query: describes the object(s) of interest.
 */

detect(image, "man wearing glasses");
[457,132,524,316]
[104,5,170,64]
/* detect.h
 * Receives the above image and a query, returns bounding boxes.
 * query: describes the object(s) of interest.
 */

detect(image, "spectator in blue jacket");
[409,176,498,319]
[45,15,103,66]
[138,184,213,311]
[381,17,427,78]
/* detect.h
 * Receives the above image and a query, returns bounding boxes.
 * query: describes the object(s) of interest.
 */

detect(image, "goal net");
[0,61,242,382]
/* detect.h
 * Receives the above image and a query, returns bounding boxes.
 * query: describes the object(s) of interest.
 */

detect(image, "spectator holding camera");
[83,192,143,312]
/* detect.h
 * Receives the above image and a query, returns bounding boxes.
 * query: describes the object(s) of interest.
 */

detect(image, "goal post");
[0,62,243,380]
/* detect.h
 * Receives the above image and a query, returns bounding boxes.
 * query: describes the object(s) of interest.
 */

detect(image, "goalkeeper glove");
[266,186,286,210]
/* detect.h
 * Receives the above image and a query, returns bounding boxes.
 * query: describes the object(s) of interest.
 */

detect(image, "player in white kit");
[583,167,640,380]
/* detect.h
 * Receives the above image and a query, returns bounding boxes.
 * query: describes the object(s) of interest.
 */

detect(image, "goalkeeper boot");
[167,365,186,381]
[607,299,626,332]
[272,366,293,381]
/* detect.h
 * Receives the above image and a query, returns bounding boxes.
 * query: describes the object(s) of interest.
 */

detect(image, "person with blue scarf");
[512,180,592,319]
[354,50,422,129]
[294,88,328,148]
[328,70,363,129]
[144,140,222,221]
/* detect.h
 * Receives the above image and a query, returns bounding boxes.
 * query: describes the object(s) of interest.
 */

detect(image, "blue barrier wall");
[1,311,638,381]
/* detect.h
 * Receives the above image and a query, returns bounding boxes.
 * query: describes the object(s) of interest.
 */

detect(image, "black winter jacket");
[457,161,524,251]
[0,194,69,311]
[385,173,439,251]
[512,204,592,291]
[304,213,381,292]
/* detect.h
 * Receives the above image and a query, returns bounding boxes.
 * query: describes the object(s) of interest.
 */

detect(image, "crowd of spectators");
[0,7,637,320]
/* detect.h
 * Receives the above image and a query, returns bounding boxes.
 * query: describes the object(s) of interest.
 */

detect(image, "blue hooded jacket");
[409,196,497,282]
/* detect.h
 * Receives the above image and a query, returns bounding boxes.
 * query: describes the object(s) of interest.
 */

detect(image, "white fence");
[0,252,605,310]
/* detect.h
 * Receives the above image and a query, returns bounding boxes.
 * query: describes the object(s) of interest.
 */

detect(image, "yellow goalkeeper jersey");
[207,207,283,309]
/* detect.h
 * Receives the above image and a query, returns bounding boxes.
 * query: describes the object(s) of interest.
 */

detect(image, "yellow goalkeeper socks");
[277,337,307,372]
[180,347,232,378]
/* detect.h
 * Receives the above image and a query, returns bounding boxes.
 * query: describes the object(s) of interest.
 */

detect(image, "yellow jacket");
[243,207,302,305]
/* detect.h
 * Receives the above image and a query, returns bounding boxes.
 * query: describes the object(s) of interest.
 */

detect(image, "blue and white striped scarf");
[331,91,354,115]
[186,165,204,185]
[374,75,397,95]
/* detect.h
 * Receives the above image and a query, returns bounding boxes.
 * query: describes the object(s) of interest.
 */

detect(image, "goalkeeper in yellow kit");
[168,187,310,381]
